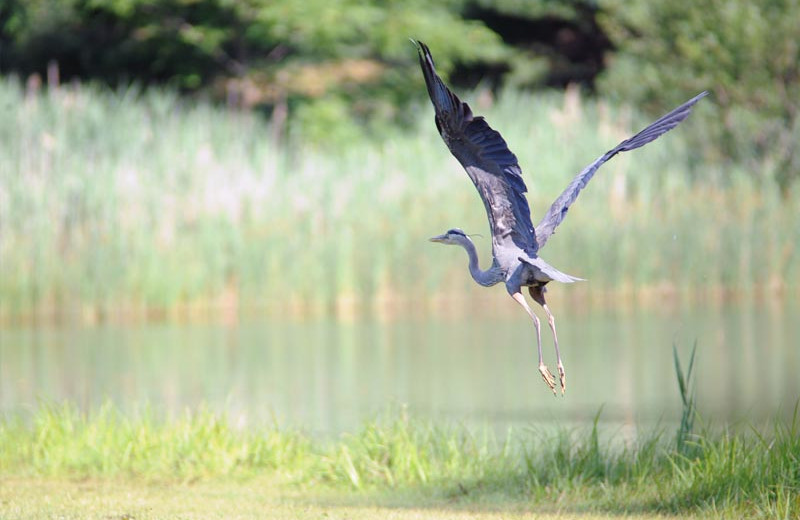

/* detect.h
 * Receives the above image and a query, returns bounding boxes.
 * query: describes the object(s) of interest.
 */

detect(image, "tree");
[599,0,800,193]
[1,0,619,144]
[0,0,513,143]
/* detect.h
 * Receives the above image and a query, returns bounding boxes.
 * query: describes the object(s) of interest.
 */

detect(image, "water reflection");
[1,300,798,435]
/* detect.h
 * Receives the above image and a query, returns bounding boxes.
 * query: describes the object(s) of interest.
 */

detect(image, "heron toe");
[557,362,566,395]
[538,363,557,394]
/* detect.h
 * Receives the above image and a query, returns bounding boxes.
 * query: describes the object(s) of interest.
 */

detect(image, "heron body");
[416,40,707,394]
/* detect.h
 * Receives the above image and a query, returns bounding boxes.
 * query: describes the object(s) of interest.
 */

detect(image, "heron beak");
[429,234,446,243]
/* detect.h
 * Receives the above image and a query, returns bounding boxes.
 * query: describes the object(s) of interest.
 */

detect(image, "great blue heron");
[415,41,707,395]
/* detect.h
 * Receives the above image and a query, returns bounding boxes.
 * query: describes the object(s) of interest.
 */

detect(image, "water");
[1,299,798,435]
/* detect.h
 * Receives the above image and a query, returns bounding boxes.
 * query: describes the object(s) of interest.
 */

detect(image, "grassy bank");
[1,403,798,518]
[0,478,690,520]
[1,79,798,319]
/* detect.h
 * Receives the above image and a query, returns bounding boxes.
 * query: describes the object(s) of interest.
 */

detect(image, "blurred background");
[0,0,798,435]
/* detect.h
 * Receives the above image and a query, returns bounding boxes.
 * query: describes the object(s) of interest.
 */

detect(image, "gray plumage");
[534,90,709,250]
[418,41,537,260]
[416,40,707,394]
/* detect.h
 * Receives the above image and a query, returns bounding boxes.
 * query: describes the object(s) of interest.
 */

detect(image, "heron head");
[429,228,470,245]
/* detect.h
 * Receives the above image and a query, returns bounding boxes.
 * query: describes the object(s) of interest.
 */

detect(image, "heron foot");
[557,362,566,395]
[538,363,557,395]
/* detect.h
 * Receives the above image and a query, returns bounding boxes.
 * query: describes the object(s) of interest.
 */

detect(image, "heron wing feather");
[534,91,708,249]
[416,41,537,257]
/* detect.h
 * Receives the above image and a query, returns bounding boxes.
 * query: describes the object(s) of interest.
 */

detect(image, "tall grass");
[674,342,698,455]
[1,402,799,516]
[0,402,314,481]
[1,79,798,318]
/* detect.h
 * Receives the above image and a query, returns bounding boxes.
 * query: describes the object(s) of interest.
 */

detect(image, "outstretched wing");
[416,41,538,257]
[534,91,708,250]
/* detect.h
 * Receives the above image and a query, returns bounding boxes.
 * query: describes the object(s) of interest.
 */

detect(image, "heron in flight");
[415,41,706,395]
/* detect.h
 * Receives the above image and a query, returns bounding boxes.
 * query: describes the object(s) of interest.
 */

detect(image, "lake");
[2,298,798,436]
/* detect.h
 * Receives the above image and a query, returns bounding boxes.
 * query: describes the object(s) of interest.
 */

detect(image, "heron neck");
[459,237,503,287]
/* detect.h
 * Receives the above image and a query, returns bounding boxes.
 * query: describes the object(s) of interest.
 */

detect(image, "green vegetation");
[2,357,796,518]
[600,0,800,192]
[1,78,798,319]
[3,0,798,190]
[1,403,798,518]
[673,343,698,456]
[0,0,512,142]
[2,1,798,318]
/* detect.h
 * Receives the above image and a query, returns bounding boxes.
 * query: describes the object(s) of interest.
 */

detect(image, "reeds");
[674,342,698,455]
[1,79,797,318]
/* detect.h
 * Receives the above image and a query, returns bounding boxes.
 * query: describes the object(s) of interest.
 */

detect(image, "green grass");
[0,477,693,520]
[1,403,799,518]
[1,79,798,319]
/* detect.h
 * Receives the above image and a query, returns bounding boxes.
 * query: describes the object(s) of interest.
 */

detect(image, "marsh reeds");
[674,342,698,455]
[1,79,798,319]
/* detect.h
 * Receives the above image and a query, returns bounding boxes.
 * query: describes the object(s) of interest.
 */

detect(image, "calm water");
[1,300,798,435]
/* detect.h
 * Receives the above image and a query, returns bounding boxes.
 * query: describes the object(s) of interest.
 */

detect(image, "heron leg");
[511,291,557,394]
[530,286,565,395]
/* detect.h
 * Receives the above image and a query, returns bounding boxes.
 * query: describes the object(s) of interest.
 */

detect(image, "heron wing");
[534,91,708,250]
[416,41,537,257]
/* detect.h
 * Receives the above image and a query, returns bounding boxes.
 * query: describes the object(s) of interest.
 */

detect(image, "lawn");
[1,477,701,520]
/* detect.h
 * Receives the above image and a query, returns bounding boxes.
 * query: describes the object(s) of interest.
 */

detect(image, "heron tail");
[519,256,585,284]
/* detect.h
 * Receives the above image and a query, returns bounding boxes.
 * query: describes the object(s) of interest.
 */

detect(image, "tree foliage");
[0,0,514,142]
[0,1,614,142]
[599,0,800,193]
[1,0,799,189]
